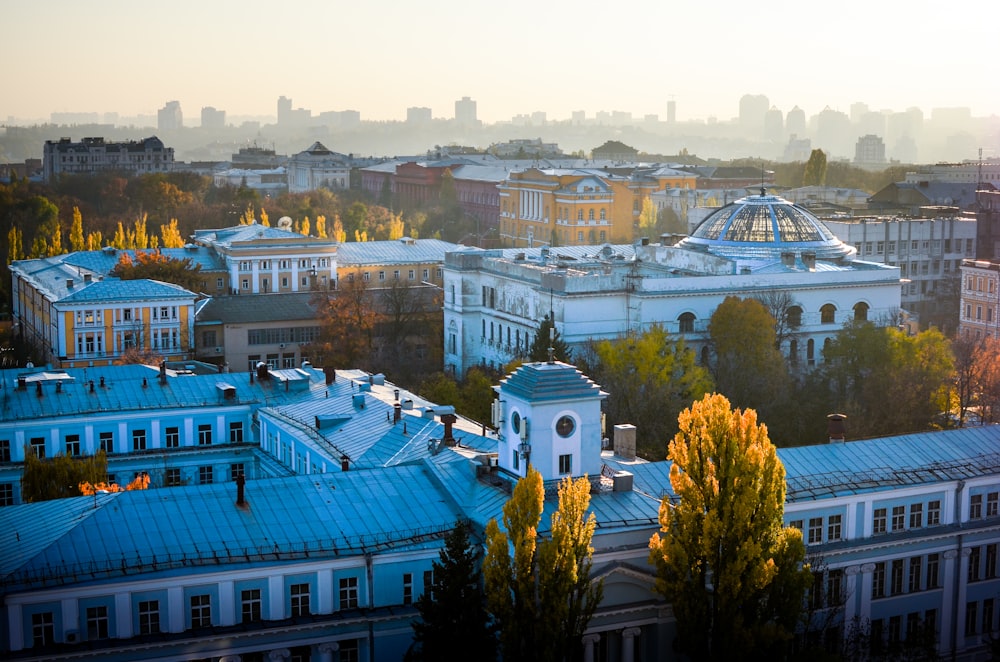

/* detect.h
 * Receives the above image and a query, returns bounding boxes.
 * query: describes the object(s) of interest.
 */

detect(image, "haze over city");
[4,0,998,125]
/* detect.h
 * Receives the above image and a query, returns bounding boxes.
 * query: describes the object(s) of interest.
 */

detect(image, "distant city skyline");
[4,0,998,126]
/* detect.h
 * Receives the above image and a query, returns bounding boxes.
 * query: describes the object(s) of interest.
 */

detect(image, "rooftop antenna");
[547,325,555,364]
[760,161,766,197]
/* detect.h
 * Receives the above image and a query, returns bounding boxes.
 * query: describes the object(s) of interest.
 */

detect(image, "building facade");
[42,136,174,182]
[958,259,1000,340]
[287,142,351,193]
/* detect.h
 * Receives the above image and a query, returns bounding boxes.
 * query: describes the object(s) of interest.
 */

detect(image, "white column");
[115,592,132,639]
[229,265,239,294]
[219,580,235,626]
[621,627,641,662]
[8,605,23,650]
[317,568,333,614]
[582,633,600,662]
[956,549,972,646]
[941,549,959,654]
[291,263,300,292]
[317,641,339,662]
[844,565,861,625]
[268,575,284,620]
[251,261,260,294]
[859,563,875,623]
[61,598,78,641]
[150,420,161,449]
[167,586,184,633]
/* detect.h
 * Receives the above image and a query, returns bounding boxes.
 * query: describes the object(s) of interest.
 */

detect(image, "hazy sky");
[4,0,996,124]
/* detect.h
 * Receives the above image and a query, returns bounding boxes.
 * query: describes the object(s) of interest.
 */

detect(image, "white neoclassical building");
[443,191,903,376]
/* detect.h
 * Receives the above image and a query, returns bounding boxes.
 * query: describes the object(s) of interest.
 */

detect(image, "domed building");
[442,190,902,375]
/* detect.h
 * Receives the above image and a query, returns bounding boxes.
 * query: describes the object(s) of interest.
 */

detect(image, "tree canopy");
[529,314,571,363]
[802,149,828,186]
[484,468,603,662]
[22,450,109,503]
[649,394,811,660]
[110,250,203,292]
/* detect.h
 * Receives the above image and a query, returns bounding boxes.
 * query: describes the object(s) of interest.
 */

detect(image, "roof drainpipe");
[236,473,246,506]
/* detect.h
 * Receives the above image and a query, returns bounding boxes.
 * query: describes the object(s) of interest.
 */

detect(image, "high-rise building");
[667,99,676,124]
[455,96,478,127]
[738,94,769,133]
[277,95,292,125]
[406,106,432,124]
[854,134,887,168]
[157,100,183,131]
[200,106,226,129]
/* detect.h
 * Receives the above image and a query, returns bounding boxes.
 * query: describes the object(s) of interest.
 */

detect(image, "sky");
[3,0,997,125]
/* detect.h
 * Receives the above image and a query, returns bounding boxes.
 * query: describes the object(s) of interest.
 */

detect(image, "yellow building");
[333,237,459,288]
[11,260,196,368]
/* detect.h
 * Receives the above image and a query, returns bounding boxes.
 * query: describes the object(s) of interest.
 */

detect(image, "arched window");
[679,312,695,334]
[786,306,803,327]
[577,209,584,221]
[588,209,595,221]
[823,337,832,362]
[600,209,606,220]
[807,338,815,367]
[853,302,869,322]
[820,304,836,324]
[789,338,799,365]
[700,346,710,365]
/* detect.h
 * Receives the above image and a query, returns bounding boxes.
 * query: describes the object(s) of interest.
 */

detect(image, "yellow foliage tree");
[260,208,270,227]
[7,225,23,263]
[112,222,127,249]
[159,219,185,248]
[69,206,86,252]
[388,213,405,240]
[316,215,327,238]
[86,231,103,251]
[332,214,346,243]
[239,204,255,225]
[79,472,150,495]
[301,217,311,236]
[133,213,149,250]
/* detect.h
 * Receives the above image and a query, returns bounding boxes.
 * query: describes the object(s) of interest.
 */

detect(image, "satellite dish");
[277,216,293,230]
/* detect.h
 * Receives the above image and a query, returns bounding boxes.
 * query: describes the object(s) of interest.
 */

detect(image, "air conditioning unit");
[65,630,79,643]
[215,347,222,353]
[279,343,286,349]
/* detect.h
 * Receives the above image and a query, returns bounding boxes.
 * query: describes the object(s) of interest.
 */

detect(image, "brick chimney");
[614,424,636,460]
[827,413,847,443]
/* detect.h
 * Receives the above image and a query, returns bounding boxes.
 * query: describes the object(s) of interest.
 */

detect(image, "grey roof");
[61,247,224,273]
[197,293,319,325]
[335,238,460,266]
[59,278,194,303]
[498,361,607,403]
[10,254,198,302]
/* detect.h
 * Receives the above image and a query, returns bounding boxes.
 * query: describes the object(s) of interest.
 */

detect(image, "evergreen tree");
[408,521,495,660]
[529,314,571,363]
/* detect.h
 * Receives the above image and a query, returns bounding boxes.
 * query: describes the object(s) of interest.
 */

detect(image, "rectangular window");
[65,434,80,456]
[132,429,146,451]
[30,437,45,459]
[925,609,937,637]
[872,562,886,598]
[0,439,9,462]
[808,517,823,544]
[987,543,998,579]
[891,505,905,531]
[138,600,159,635]
[889,615,901,643]
[988,493,999,517]
[241,589,261,623]
[339,577,359,609]
[165,468,181,487]
[909,503,922,528]
[907,611,920,639]
[985,598,995,634]
[231,463,245,482]
[891,559,904,594]
[558,453,572,475]
[966,602,978,636]
[198,424,212,446]
[873,508,886,534]
[909,556,922,592]
[290,583,310,617]
[190,594,211,628]
[928,500,941,526]
[165,427,179,448]
[970,546,981,582]
[199,466,213,484]
[827,514,842,541]
[927,553,940,588]
[827,569,843,607]
[87,605,109,639]
[99,431,114,454]
[403,572,413,605]
[971,494,983,519]
[423,570,434,601]
[229,422,244,443]
[32,612,54,647]
[0,483,13,506]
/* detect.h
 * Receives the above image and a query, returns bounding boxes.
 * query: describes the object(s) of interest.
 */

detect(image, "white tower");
[492,360,606,483]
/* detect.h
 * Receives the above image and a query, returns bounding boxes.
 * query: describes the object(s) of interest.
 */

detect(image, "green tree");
[823,324,953,437]
[408,521,496,660]
[802,149,828,186]
[21,450,109,503]
[648,394,811,660]
[709,297,792,439]
[583,325,713,459]
[529,314,571,363]
[484,467,603,662]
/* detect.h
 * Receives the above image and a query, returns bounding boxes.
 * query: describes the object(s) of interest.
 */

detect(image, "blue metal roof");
[498,361,607,403]
[59,277,194,303]
[335,238,460,266]
[0,466,465,591]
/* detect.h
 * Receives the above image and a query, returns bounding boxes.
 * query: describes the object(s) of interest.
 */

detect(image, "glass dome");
[677,191,855,262]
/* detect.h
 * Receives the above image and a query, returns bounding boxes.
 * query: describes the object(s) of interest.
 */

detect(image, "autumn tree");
[313,277,377,370]
[375,279,443,386]
[21,450,109,503]
[752,290,800,351]
[802,148,828,186]
[111,250,203,292]
[69,206,85,252]
[407,521,496,660]
[583,325,713,459]
[709,296,792,436]
[529,314,571,363]
[159,219,186,248]
[648,394,811,660]
[638,197,658,235]
[484,467,603,662]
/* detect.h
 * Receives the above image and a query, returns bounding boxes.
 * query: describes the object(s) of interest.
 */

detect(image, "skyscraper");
[455,96,478,127]
[157,100,183,131]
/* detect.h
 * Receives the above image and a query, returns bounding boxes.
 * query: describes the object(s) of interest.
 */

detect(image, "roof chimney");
[159,360,168,385]
[827,413,847,443]
[393,402,402,423]
[614,424,636,460]
[236,473,246,505]
[324,367,336,385]
[441,412,458,446]
[340,455,350,472]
